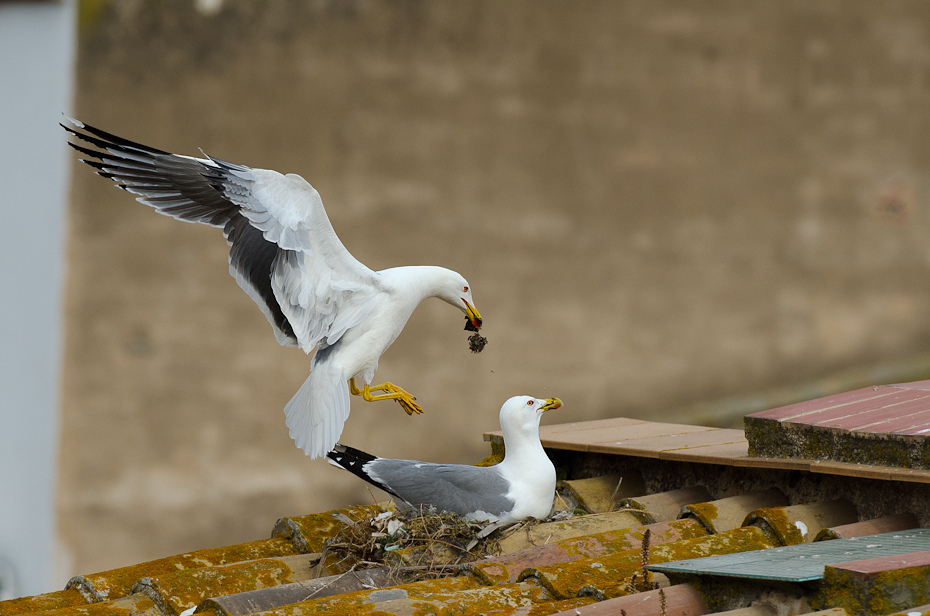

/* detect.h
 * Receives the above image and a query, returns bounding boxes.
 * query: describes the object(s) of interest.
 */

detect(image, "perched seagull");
[63,118,483,459]
[327,396,561,524]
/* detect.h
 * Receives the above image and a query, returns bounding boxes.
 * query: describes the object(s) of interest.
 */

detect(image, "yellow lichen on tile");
[477,440,506,467]
[558,518,709,559]
[520,526,778,600]
[136,555,319,614]
[0,589,88,616]
[256,576,482,615]
[23,594,162,616]
[272,504,386,553]
[67,536,300,601]
[817,561,930,616]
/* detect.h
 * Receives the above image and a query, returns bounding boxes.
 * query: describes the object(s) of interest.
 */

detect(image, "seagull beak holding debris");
[463,300,487,353]
[540,398,562,412]
[463,301,483,331]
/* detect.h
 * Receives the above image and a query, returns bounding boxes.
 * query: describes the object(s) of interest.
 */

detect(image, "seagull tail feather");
[285,363,349,459]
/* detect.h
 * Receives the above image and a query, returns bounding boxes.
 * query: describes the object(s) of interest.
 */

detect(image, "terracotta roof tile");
[269,504,383,554]
[619,487,714,524]
[133,554,321,615]
[467,517,709,585]
[247,575,483,615]
[819,538,930,614]
[815,513,919,541]
[38,593,159,615]
[65,537,299,603]
[883,604,930,616]
[522,526,779,600]
[496,510,649,552]
[745,386,899,422]
[681,489,788,534]
[743,500,859,545]
[829,551,930,577]
[197,567,396,615]
[560,472,646,513]
[0,589,86,615]
[658,440,751,465]
[549,583,708,616]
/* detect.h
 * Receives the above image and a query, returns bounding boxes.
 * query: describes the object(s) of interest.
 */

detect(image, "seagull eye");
[526,400,534,406]
[463,286,468,292]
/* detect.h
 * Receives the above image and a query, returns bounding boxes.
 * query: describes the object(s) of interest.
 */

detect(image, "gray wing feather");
[367,460,515,518]
[64,119,299,345]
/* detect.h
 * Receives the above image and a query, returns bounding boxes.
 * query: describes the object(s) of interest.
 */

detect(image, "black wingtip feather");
[63,118,174,157]
[330,443,378,464]
[326,444,401,500]
[80,159,107,170]
[61,118,301,349]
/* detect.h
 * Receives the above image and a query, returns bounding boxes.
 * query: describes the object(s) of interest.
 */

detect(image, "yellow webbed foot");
[394,393,423,416]
[349,378,424,415]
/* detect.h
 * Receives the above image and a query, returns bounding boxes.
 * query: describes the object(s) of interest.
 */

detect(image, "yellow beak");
[463,301,483,331]
[540,398,562,412]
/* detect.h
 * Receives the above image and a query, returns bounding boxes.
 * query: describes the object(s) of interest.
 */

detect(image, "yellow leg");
[349,378,423,415]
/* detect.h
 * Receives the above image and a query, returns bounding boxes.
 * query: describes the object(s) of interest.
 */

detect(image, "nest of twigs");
[323,507,503,582]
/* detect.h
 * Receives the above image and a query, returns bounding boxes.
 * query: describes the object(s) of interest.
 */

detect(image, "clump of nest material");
[467,332,488,353]
[323,507,502,582]
[464,317,487,353]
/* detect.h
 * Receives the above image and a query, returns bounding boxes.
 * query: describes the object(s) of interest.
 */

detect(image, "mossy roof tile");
[64,537,299,602]
[0,589,87,616]
[548,583,707,616]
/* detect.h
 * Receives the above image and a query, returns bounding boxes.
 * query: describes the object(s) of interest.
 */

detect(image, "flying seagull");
[327,395,561,524]
[63,118,483,459]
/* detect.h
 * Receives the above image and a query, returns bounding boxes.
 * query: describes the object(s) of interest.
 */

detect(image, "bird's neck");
[498,424,549,471]
[380,265,455,304]
[496,422,556,514]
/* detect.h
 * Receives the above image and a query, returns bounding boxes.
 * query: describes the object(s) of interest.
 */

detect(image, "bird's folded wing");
[64,118,383,351]
[367,460,516,517]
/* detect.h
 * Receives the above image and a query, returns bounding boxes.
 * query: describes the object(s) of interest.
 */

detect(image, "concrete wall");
[60,0,930,578]
[0,0,76,598]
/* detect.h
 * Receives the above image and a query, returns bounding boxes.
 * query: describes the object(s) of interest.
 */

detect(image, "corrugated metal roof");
[648,528,930,583]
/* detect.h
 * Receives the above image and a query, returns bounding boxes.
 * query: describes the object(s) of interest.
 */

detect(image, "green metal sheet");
[647,528,930,583]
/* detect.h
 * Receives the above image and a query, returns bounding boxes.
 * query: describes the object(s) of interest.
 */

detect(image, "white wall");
[0,0,76,599]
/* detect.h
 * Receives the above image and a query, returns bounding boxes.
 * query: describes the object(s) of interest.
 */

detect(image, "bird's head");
[499,395,562,438]
[439,271,482,331]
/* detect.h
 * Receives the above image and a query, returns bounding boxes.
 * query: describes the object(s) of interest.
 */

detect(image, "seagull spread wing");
[64,118,384,352]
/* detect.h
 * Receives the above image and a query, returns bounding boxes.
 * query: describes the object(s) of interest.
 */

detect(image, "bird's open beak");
[540,398,562,412]
[463,301,483,331]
